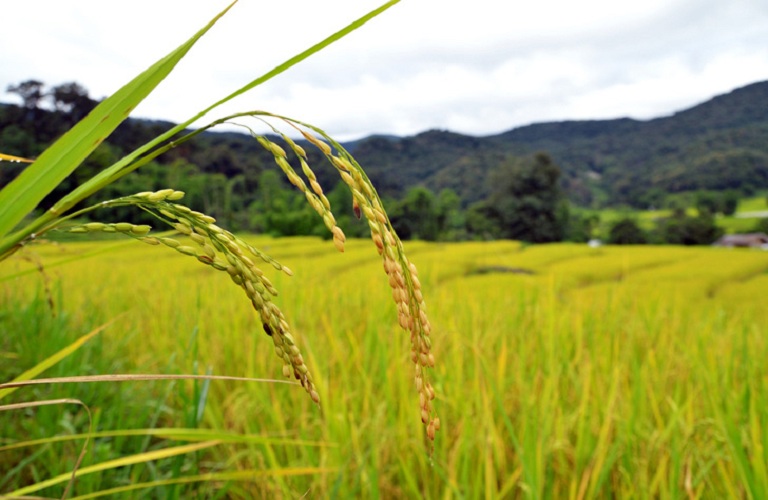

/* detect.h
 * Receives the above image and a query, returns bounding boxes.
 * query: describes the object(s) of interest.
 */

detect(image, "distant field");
[718,195,768,234]
[2,238,768,497]
[737,195,768,213]
[598,195,768,236]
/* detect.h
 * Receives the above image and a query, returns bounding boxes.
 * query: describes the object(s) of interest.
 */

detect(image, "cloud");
[1,0,767,140]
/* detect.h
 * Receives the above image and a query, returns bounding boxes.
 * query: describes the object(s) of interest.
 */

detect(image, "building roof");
[713,233,768,247]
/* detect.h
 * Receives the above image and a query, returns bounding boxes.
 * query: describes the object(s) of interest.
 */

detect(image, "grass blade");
[198,0,402,117]
[0,398,93,499]
[0,373,298,391]
[0,428,335,453]
[0,0,402,258]
[0,152,34,163]
[6,441,220,497]
[0,1,237,249]
[67,467,338,499]
[0,320,113,402]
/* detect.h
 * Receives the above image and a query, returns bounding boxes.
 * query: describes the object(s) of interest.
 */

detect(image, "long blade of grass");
[0,1,237,250]
[0,398,93,499]
[196,0,402,123]
[0,373,298,391]
[0,152,34,163]
[0,0,401,257]
[0,320,114,402]
[0,428,335,453]
[77,0,401,192]
[68,467,338,500]
[0,397,86,413]
[6,441,220,497]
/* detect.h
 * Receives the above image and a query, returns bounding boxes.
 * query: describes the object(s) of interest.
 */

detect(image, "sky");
[1,0,767,141]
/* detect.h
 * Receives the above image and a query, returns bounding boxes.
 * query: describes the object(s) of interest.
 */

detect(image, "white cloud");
[1,0,767,140]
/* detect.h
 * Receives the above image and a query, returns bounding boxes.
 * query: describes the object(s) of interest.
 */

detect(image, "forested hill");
[1,80,767,211]
[349,80,768,206]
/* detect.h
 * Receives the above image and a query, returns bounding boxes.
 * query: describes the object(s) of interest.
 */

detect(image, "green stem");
[0,0,400,259]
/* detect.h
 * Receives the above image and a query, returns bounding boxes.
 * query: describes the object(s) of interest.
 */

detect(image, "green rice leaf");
[41,0,403,212]
[6,441,220,497]
[0,0,237,241]
[0,427,334,453]
[0,152,34,163]
[0,320,113,402]
[68,467,338,499]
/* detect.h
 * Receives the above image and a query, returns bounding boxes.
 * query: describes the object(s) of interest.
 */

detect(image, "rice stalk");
[245,114,441,441]
[5,440,221,498]
[1,1,433,494]
[0,152,34,163]
[0,397,92,499]
[50,190,321,406]
[0,0,431,448]
[22,103,442,443]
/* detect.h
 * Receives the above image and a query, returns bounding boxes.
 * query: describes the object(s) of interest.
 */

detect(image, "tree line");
[2,79,763,246]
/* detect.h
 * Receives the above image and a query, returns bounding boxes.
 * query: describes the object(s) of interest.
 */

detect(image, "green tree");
[607,218,647,244]
[656,212,723,245]
[6,79,45,109]
[250,170,289,234]
[0,124,36,157]
[465,201,502,240]
[695,191,719,216]
[436,188,466,241]
[390,187,440,241]
[565,210,600,243]
[639,188,666,210]
[484,152,566,242]
[249,170,324,237]
[721,190,739,216]
[50,82,97,120]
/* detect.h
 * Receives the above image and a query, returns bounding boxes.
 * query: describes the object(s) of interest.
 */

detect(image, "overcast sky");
[2,0,767,141]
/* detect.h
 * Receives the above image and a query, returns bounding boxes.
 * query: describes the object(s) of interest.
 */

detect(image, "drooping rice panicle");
[252,133,346,253]
[249,114,440,441]
[60,189,319,404]
[56,111,440,442]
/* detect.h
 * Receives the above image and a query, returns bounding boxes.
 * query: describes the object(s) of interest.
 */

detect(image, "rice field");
[598,195,768,235]
[2,237,768,498]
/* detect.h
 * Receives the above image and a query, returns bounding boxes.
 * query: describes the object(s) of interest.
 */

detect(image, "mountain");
[2,81,767,210]
[349,81,768,207]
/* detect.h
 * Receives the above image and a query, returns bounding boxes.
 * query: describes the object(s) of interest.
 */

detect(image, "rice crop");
[2,240,767,497]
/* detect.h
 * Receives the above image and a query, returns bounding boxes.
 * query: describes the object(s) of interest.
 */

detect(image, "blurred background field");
[2,237,767,498]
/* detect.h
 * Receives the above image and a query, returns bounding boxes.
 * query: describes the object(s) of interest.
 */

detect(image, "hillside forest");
[2,79,767,245]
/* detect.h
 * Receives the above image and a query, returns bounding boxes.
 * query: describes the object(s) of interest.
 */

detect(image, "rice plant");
[5,239,767,496]
[0,0,441,496]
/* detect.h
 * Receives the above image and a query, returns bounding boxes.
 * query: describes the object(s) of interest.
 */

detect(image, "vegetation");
[607,218,647,244]
[351,83,768,207]
[2,1,767,496]
[3,239,768,496]
[654,211,724,246]
[4,79,766,246]
[466,152,567,242]
[1,0,444,496]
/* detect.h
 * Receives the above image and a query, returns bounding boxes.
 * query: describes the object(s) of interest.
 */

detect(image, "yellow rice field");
[2,237,768,498]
